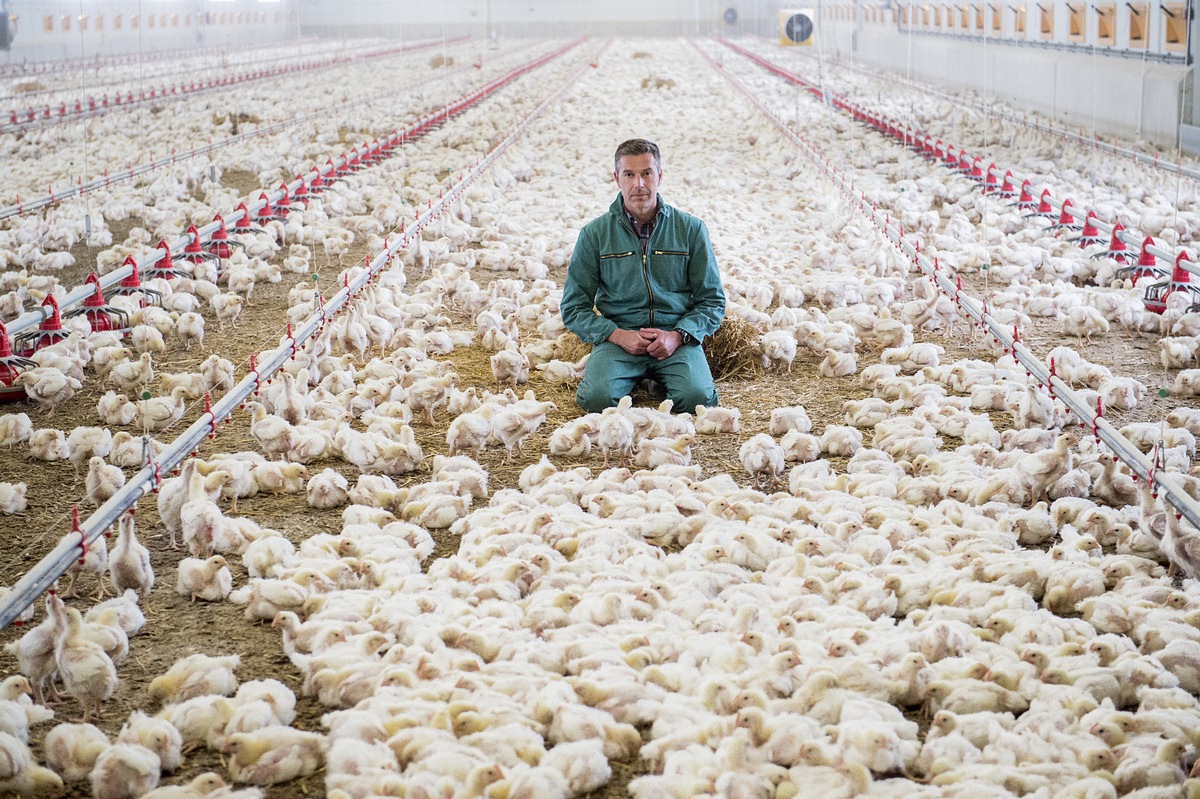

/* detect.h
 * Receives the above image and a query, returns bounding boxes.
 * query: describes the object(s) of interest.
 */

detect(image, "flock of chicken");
[0,32,1199,799]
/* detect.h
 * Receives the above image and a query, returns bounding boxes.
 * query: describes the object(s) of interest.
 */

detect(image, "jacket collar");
[609,192,670,224]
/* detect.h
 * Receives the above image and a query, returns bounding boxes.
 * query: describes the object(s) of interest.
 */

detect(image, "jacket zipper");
[653,249,688,256]
[599,251,634,260]
[622,218,656,327]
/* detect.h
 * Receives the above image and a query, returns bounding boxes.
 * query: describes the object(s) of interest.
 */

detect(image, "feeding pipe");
[0,39,598,631]
[696,38,1200,537]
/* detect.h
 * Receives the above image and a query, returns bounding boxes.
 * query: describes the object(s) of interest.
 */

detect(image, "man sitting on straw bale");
[562,138,726,414]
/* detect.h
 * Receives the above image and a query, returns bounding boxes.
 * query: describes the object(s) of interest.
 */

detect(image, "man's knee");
[669,382,718,416]
[576,378,620,413]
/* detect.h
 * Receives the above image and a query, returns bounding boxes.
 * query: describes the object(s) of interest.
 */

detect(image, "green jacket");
[562,193,726,345]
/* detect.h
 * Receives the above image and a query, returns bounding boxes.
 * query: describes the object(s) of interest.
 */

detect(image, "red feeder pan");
[995,170,1017,198]
[1119,236,1167,285]
[1093,222,1130,264]
[65,274,131,335]
[981,163,999,194]
[1144,251,1200,314]
[110,256,163,307]
[293,178,310,208]
[182,224,218,266]
[206,214,240,260]
[1013,179,1037,210]
[1026,189,1055,218]
[148,240,190,280]
[1046,198,1080,232]
[0,320,36,403]
[1072,210,1105,247]
[13,295,70,357]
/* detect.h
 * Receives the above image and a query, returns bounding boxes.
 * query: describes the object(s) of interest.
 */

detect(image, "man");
[561,138,726,414]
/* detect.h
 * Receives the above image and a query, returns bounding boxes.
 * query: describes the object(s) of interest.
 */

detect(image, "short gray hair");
[614,138,661,173]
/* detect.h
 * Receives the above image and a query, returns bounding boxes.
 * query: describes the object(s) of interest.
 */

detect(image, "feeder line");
[0,38,598,631]
[1,39,584,345]
[0,39,544,222]
[718,38,1200,292]
[696,38,1200,542]
[1,36,470,136]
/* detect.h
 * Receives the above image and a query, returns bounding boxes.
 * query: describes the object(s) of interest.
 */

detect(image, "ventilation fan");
[778,8,815,46]
[723,7,739,25]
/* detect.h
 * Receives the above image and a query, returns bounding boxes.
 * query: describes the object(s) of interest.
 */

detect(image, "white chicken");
[135,387,189,433]
[0,482,26,515]
[211,292,246,330]
[85,457,126,507]
[28,428,70,462]
[88,742,160,799]
[490,340,530,392]
[148,653,241,705]
[489,399,556,462]
[0,413,32,448]
[446,412,492,457]
[222,726,327,785]
[770,405,812,435]
[42,722,110,782]
[158,372,207,401]
[175,556,233,602]
[175,311,205,351]
[107,353,155,395]
[407,374,457,425]
[760,330,798,372]
[306,469,349,510]
[1064,306,1110,342]
[116,710,183,774]
[97,391,138,427]
[4,594,65,705]
[180,464,228,559]
[130,325,167,356]
[694,405,740,433]
[597,396,636,468]
[1017,433,1076,506]
[199,354,236,394]
[739,433,786,489]
[14,367,82,415]
[108,512,153,599]
[246,402,295,458]
[54,603,118,724]
[68,426,113,478]
[64,526,108,599]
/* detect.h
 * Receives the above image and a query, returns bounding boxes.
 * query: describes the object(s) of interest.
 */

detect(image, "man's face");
[614,153,661,222]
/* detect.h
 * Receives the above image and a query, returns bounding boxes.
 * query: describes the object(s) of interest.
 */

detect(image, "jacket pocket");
[652,250,690,291]
[599,250,635,260]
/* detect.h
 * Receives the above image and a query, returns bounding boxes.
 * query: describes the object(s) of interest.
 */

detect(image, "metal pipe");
[0,40,595,631]
[818,34,1195,173]
[0,40,544,222]
[2,39,582,343]
[0,37,470,137]
[719,38,1199,283]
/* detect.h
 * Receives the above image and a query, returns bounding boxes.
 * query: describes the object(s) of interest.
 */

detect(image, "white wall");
[816,5,1195,149]
[3,0,298,63]
[295,0,780,39]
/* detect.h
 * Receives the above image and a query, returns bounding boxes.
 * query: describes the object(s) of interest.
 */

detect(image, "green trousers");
[576,341,718,415]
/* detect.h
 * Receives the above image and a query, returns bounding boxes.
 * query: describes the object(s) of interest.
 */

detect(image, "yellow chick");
[108,512,153,599]
[86,457,126,507]
[174,556,233,603]
[53,605,117,724]
[148,653,240,706]
[223,726,327,785]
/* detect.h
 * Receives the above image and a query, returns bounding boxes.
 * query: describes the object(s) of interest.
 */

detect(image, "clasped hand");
[609,328,682,360]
